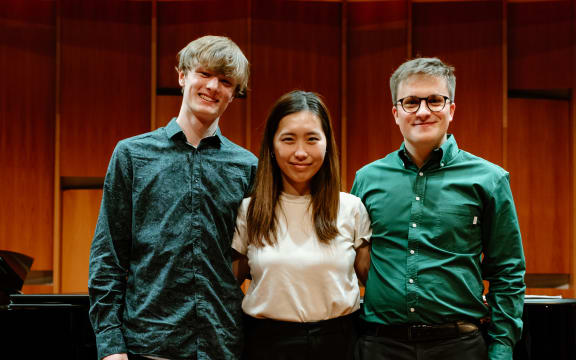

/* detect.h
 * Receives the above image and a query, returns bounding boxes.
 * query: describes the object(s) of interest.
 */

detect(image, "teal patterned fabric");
[351,135,525,360]
[89,118,257,360]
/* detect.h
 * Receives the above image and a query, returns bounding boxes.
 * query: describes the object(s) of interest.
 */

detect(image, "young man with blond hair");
[352,57,525,360]
[89,35,257,360]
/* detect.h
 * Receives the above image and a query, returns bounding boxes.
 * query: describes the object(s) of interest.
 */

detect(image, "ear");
[178,70,186,87]
[448,102,456,122]
[392,105,400,125]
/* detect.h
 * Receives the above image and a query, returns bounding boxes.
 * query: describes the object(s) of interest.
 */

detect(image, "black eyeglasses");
[396,95,451,113]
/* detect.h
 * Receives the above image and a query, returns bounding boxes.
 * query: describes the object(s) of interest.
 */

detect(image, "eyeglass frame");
[396,95,452,114]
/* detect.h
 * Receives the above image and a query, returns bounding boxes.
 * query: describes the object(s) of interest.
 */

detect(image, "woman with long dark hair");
[232,90,371,360]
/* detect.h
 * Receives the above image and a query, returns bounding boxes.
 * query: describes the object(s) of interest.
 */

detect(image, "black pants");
[242,312,359,360]
[354,330,488,360]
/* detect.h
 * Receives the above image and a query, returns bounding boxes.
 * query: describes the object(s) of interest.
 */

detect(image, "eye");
[198,71,210,78]
[307,136,320,142]
[220,79,233,87]
[281,136,294,143]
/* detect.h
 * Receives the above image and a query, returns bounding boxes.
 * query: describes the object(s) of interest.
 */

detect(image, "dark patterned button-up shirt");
[89,118,257,360]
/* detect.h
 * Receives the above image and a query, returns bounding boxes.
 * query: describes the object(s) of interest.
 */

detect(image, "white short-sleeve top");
[232,191,372,322]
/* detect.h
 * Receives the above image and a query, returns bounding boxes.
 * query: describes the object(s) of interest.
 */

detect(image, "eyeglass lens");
[401,95,447,113]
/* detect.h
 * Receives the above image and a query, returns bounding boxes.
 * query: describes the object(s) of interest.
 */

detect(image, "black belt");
[244,311,359,336]
[360,320,479,342]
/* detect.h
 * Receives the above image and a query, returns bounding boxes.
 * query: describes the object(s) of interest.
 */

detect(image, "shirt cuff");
[488,342,514,360]
[95,327,127,360]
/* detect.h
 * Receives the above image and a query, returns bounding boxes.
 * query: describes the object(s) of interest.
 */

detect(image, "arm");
[354,242,371,286]
[102,354,128,360]
[232,249,250,285]
[481,173,526,360]
[88,143,133,360]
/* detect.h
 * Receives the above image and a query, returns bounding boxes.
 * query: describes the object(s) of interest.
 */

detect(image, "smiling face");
[392,74,456,154]
[273,111,327,195]
[178,66,236,125]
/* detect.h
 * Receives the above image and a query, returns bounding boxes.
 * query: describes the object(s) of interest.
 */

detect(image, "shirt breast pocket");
[433,205,482,254]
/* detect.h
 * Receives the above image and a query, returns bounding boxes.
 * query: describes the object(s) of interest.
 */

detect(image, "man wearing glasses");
[351,57,525,360]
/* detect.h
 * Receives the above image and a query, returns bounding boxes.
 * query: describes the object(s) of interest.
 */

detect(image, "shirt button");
[440,162,445,167]
[410,250,415,255]
[415,196,420,201]
[409,278,414,284]
[410,308,415,313]
[419,172,424,176]
[412,223,417,228]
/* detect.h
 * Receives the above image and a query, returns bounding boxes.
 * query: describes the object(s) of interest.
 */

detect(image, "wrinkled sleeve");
[481,173,526,360]
[231,199,250,255]
[353,195,372,249]
[88,142,133,360]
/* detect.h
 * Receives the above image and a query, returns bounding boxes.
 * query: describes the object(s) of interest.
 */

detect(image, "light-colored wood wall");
[0,0,574,296]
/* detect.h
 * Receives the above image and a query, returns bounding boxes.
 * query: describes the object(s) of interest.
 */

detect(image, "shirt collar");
[398,134,459,168]
[165,117,223,147]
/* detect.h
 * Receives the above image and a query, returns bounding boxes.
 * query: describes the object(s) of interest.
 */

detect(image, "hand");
[102,354,128,360]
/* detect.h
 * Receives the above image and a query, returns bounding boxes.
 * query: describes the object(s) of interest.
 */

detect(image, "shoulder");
[115,127,167,154]
[219,135,258,166]
[457,150,509,180]
[355,152,398,178]
[339,192,367,214]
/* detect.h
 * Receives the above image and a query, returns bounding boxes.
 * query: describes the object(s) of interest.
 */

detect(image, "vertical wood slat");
[412,1,504,167]
[0,0,55,272]
[61,189,102,293]
[345,0,408,190]
[59,0,151,178]
[508,98,571,275]
[250,0,342,155]
[53,0,62,293]
[571,0,576,297]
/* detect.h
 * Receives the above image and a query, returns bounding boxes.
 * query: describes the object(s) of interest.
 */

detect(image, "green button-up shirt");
[351,135,525,360]
[89,118,257,360]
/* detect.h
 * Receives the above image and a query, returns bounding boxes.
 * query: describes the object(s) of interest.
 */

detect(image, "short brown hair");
[246,90,341,247]
[390,57,456,104]
[177,35,249,97]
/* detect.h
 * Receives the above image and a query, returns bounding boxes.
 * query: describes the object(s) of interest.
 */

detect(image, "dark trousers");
[242,312,359,360]
[354,330,488,360]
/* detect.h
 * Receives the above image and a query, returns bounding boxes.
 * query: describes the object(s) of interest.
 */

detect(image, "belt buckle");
[408,324,431,341]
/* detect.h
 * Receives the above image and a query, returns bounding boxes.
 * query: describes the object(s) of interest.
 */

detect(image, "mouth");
[198,93,218,103]
[290,163,311,169]
[414,121,436,127]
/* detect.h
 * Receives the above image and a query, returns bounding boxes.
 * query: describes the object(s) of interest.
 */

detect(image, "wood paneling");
[508,1,573,90]
[412,1,504,166]
[250,0,342,155]
[59,0,151,177]
[0,0,55,270]
[507,98,571,274]
[157,0,250,147]
[61,189,102,293]
[346,0,407,189]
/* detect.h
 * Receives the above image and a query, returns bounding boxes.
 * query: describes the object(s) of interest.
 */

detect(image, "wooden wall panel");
[0,0,55,270]
[412,2,503,166]
[346,0,407,189]
[60,0,151,177]
[157,0,250,147]
[508,1,573,90]
[61,189,102,293]
[250,0,342,155]
[507,98,571,274]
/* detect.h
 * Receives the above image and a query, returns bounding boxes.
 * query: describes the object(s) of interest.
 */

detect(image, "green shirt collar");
[398,134,459,169]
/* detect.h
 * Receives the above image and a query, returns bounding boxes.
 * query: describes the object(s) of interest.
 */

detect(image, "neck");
[176,109,219,147]
[404,142,439,169]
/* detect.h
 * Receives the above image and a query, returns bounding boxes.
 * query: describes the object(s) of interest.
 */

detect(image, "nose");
[294,144,308,160]
[415,99,431,116]
[206,76,219,90]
